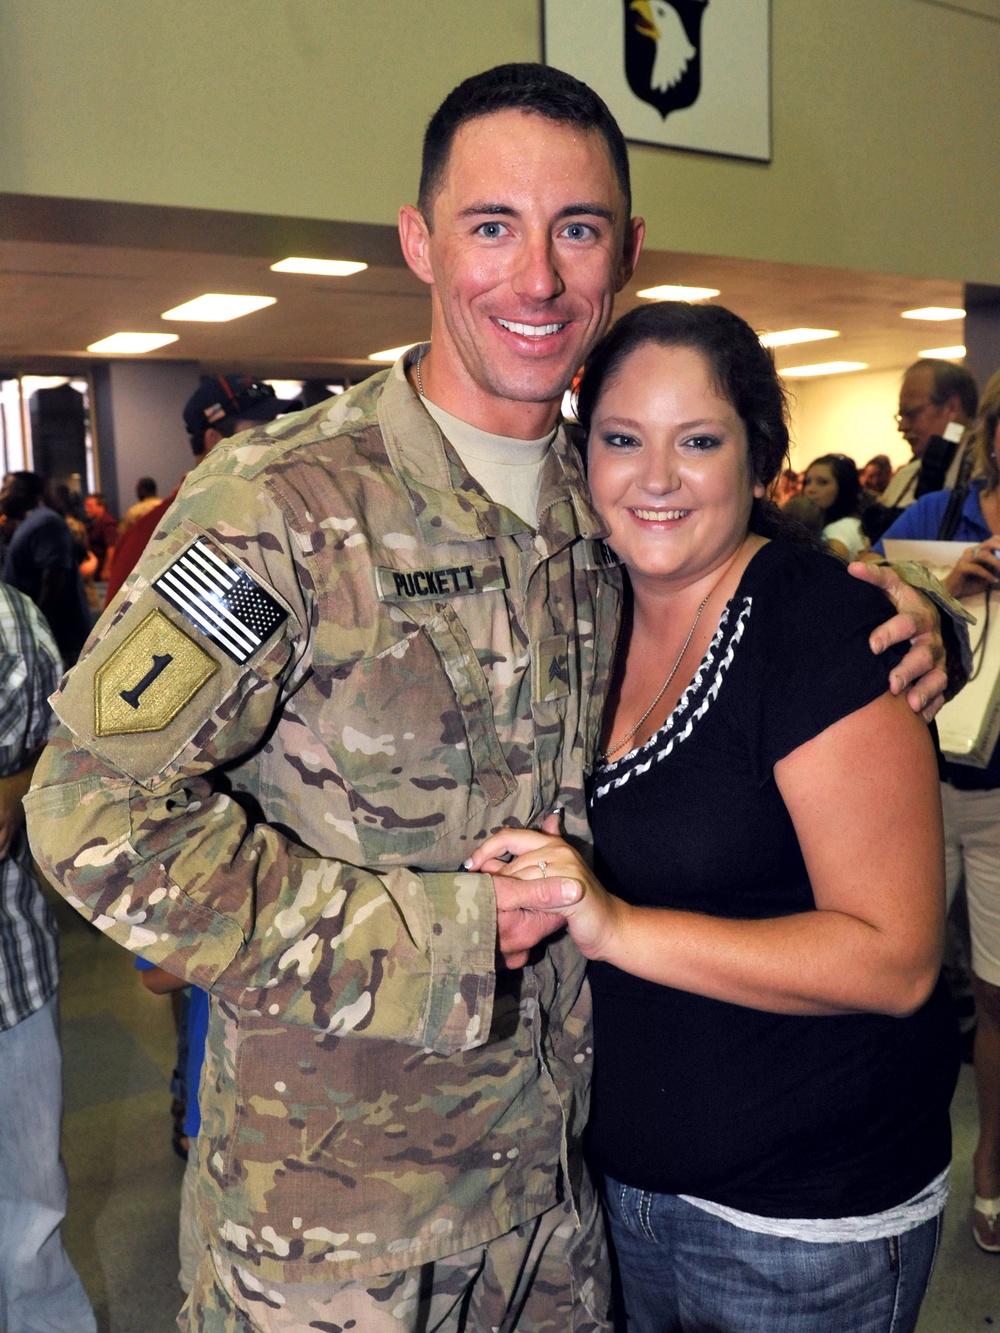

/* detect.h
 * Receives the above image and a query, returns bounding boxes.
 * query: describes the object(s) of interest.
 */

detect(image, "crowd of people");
[1,59,997,1333]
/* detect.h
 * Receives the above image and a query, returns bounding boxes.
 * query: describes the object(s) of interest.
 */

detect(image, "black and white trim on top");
[591,596,753,804]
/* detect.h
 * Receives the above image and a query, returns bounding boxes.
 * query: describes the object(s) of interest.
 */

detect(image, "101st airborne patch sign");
[543,0,771,162]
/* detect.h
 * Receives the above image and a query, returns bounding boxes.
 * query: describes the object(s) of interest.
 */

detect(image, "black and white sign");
[543,0,771,162]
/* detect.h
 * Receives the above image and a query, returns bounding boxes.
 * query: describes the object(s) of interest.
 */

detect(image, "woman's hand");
[468,815,625,961]
[943,542,1000,600]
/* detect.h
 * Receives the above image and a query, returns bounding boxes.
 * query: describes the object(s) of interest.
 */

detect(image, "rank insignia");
[153,536,287,663]
[94,610,218,736]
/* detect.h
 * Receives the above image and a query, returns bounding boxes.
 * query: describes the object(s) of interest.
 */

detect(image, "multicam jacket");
[26,352,622,1283]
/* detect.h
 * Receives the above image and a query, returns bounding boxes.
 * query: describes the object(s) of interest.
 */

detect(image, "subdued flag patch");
[153,536,287,664]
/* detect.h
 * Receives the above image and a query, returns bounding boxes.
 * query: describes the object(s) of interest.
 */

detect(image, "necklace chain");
[415,354,425,398]
[597,593,710,765]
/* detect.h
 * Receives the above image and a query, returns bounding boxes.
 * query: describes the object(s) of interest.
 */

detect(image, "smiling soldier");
[26,63,957,1333]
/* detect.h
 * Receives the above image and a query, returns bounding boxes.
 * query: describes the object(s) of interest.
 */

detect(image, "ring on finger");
[537,860,548,876]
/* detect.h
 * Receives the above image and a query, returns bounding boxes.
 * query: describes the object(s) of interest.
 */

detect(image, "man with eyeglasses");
[882,358,979,510]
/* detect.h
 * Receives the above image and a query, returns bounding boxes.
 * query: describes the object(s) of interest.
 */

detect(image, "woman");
[803,453,868,559]
[468,303,958,1332]
[876,367,1000,1255]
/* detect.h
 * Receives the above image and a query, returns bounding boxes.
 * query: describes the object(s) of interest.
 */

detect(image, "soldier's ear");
[399,205,434,287]
[616,216,646,292]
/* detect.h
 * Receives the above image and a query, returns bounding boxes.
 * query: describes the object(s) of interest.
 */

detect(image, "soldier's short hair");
[906,358,979,420]
[417,63,631,226]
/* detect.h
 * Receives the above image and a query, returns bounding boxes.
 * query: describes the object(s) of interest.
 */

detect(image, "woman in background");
[803,452,868,559]
[876,367,1000,1254]
[470,302,958,1333]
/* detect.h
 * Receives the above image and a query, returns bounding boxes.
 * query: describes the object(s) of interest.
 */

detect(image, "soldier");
[26,64,957,1333]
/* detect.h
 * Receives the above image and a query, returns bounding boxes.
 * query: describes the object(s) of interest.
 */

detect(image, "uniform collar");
[377,345,609,551]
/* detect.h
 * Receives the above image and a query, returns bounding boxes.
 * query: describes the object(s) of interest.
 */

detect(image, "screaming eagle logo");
[625,0,709,120]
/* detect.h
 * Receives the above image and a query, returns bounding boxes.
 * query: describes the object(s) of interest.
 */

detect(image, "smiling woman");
[469,301,959,1333]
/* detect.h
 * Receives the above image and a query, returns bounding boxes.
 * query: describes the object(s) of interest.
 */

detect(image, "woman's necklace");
[597,592,711,765]
[415,354,425,397]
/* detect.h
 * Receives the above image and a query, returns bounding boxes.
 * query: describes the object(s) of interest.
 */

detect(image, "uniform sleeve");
[24,470,497,1056]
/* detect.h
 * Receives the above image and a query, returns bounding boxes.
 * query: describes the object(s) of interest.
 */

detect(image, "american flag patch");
[153,537,287,664]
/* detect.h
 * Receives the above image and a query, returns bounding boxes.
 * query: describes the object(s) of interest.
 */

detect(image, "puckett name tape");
[153,536,287,664]
[374,559,509,603]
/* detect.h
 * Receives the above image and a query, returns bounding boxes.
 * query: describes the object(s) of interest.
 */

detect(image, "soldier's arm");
[25,469,496,1056]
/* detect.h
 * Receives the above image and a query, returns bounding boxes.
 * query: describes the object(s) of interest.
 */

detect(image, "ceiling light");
[637,284,720,301]
[901,307,965,321]
[270,257,368,277]
[87,332,180,354]
[368,343,420,363]
[780,361,868,379]
[759,328,839,348]
[162,294,276,322]
[918,345,966,360]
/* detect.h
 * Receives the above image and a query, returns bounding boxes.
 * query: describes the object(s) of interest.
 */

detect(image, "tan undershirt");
[420,396,554,529]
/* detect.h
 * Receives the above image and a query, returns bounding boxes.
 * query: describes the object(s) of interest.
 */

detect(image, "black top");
[586,539,958,1219]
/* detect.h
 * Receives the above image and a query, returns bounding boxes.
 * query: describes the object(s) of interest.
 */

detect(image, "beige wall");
[0,0,998,283]
[787,369,912,476]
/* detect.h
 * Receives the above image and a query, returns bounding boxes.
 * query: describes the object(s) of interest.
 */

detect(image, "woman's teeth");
[632,508,687,521]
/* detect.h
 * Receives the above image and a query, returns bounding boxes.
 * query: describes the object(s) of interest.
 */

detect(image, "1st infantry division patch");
[94,610,218,736]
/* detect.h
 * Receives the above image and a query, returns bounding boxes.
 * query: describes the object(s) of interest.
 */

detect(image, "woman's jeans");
[603,1175,942,1333]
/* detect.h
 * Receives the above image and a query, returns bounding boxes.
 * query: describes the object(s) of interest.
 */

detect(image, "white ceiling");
[0,195,969,383]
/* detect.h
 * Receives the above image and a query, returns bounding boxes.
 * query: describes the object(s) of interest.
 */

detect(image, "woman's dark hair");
[805,453,862,524]
[576,301,799,541]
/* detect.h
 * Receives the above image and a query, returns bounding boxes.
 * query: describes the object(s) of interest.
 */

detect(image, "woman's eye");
[683,434,722,452]
[602,433,639,449]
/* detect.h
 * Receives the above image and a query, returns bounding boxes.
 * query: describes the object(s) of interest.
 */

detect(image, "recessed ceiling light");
[637,284,720,301]
[901,307,965,321]
[87,332,180,354]
[270,257,368,277]
[759,328,839,348]
[780,361,868,378]
[918,345,966,360]
[162,294,276,321]
[368,343,420,363]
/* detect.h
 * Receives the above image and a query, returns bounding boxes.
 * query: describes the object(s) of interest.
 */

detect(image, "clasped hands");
[469,813,618,969]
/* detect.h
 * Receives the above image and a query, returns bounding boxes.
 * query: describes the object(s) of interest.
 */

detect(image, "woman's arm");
[472,691,944,1018]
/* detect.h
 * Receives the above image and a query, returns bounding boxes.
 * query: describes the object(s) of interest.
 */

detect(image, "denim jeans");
[602,1175,941,1333]
[0,995,96,1332]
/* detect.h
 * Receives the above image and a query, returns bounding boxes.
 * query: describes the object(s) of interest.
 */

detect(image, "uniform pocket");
[308,604,515,865]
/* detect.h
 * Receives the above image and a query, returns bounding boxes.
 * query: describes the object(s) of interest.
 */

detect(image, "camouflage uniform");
[25,350,621,1328]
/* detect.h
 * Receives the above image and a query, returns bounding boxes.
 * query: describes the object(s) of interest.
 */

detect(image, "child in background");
[135,961,209,1294]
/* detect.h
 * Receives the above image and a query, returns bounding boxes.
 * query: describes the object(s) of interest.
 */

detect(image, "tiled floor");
[52,889,999,1332]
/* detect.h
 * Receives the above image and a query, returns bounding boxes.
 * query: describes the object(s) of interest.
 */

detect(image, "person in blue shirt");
[877,368,1000,1254]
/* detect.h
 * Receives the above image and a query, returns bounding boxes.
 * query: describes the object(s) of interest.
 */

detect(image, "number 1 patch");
[94,610,218,736]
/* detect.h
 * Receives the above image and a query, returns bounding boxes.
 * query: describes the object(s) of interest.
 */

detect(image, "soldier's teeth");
[496,319,564,337]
